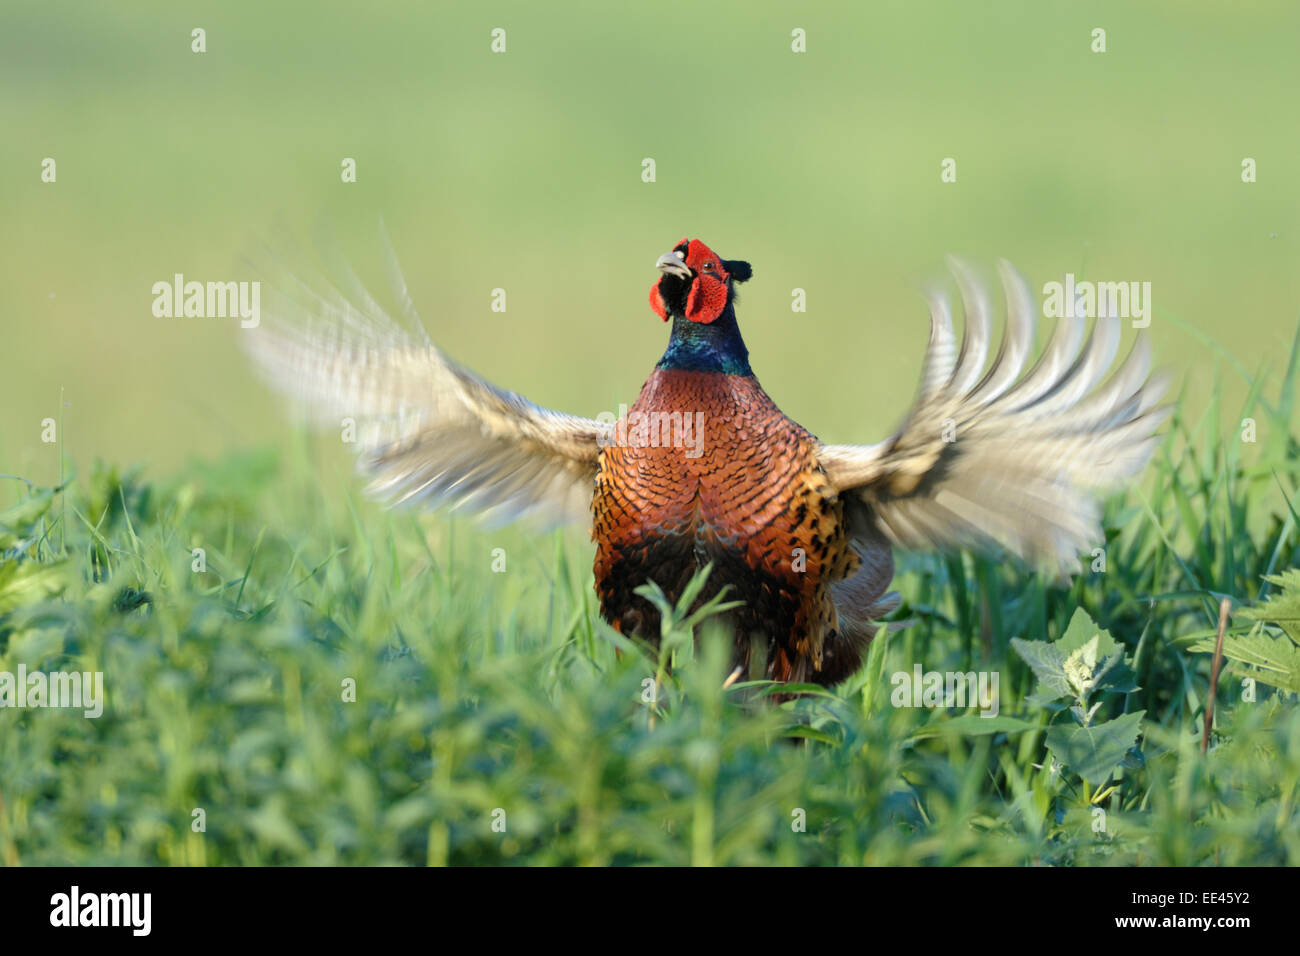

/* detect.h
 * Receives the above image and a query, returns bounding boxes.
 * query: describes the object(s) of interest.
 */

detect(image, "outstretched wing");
[819,258,1168,574]
[243,239,610,527]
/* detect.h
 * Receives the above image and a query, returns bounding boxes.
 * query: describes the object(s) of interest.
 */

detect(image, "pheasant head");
[649,238,752,324]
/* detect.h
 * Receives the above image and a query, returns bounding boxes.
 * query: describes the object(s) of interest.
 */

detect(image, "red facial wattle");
[684,271,729,324]
[649,284,668,320]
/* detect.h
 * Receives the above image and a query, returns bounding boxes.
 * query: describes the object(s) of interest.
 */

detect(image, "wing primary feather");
[819,257,1168,574]
[965,259,1036,407]
[946,257,994,397]
[243,230,609,528]
[920,285,959,396]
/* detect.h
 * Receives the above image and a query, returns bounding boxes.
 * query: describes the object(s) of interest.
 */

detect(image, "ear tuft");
[724,259,752,283]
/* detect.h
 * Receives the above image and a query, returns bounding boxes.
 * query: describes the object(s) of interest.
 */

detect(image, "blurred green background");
[3,0,1298,485]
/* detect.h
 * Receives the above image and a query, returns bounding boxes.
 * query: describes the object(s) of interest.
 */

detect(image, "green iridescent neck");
[656,304,752,376]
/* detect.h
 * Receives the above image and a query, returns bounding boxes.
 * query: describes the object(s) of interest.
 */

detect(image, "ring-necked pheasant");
[246,236,1167,686]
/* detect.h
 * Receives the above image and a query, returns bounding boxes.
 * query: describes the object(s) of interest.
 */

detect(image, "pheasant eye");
[703,262,714,271]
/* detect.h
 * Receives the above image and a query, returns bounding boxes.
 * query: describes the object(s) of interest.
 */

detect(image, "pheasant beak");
[656,251,693,281]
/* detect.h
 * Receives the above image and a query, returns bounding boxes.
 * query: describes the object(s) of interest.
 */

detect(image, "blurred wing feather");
[819,259,1168,574]
[243,245,609,527]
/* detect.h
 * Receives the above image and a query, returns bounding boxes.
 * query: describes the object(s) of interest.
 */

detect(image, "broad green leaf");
[1046,710,1145,784]
[1013,608,1139,704]
[1054,608,1139,694]
[1189,628,1300,694]
[1240,569,1300,643]
[1057,607,1122,657]
[1010,637,1070,701]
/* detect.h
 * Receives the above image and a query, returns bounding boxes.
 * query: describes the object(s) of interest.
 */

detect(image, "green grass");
[1,329,1298,866]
